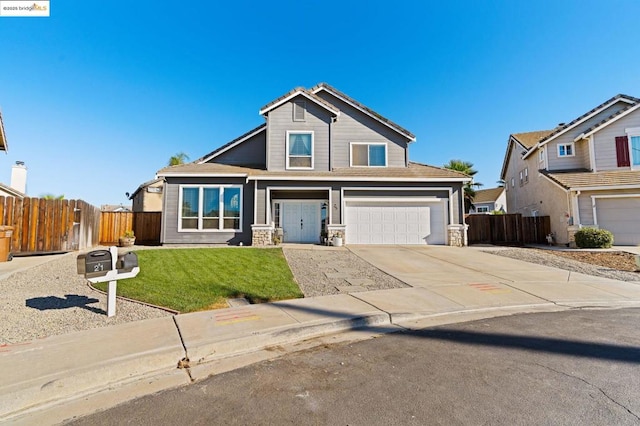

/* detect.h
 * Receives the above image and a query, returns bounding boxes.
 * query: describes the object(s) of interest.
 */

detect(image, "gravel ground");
[0,253,171,345]
[283,247,409,297]
[485,247,640,282]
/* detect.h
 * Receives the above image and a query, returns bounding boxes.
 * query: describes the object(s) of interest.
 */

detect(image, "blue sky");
[1,0,639,206]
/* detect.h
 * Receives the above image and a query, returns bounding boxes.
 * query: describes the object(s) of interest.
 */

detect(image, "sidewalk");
[2,246,640,424]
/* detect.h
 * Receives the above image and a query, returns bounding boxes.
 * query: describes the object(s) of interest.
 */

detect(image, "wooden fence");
[467,214,550,245]
[0,197,100,254]
[99,212,162,245]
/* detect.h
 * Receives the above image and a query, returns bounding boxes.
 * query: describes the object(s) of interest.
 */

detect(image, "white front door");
[282,202,321,243]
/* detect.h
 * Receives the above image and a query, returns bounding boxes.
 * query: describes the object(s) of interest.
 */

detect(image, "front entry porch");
[279,201,323,243]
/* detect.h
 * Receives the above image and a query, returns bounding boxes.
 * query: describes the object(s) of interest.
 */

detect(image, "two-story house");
[501,94,640,246]
[156,83,470,246]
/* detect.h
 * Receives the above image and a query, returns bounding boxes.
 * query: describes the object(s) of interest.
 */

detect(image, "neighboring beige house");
[0,182,24,199]
[469,187,506,214]
[101,204,132,212]
[129,178,164,212]
[500,94,640,246]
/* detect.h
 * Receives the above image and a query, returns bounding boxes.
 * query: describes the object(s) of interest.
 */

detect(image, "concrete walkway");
[3,245,640,424]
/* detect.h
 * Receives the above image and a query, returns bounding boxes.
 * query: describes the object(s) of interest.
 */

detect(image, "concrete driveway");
[348,245,640,318]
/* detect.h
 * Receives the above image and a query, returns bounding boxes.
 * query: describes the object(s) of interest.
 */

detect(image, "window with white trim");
[519,171,523,186]
[476,206,489,213]
[524,167,528,183]
[511,178,515,188]
[179,185,242,231]
[293,101,305,121]
[350,143,387,167]
[286,131,313,169]
[557,143,574,157]
[625,127,640,168]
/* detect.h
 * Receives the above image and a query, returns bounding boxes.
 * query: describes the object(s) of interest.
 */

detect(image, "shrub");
[574,227,614,249]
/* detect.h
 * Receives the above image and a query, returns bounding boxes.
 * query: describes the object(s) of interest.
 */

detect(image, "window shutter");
[615,136,630,167]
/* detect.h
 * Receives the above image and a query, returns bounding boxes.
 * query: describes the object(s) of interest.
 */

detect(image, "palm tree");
[443,159,483,213]
[168,152,190,166]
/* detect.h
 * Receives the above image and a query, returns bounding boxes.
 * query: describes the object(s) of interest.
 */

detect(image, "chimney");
[10,161,27,194]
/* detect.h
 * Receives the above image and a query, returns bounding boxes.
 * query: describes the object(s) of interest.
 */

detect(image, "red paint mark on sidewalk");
[469,283,511,294]
[0,342,32,353]
[214,310,260,326]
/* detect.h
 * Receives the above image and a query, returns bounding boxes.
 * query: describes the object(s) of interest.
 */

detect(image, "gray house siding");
[162,177,253,245]
[211,131,266,168]
[592,109,640,170]
[266,96,332,171]
[547,100,630,171]
[315,91,409,168]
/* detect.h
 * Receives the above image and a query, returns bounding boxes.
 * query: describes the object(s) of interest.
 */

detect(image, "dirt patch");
[538,250,640,272]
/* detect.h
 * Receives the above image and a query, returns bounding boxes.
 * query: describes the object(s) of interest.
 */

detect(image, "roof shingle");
[543,169,640,189]
[158,161,469,180]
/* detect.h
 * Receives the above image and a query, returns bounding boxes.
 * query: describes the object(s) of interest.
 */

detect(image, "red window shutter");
[616,136,630,167]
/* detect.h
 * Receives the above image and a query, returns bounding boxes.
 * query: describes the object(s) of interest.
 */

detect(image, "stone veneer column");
[447,224,468,247]
[326,224,346,245]
[251,225,274,246]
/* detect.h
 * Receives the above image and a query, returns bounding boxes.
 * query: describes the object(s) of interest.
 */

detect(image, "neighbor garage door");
[595,197,640,246]
[345,201,446,245]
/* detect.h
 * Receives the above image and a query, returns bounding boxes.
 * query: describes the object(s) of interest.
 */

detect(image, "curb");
[3,300,640,425]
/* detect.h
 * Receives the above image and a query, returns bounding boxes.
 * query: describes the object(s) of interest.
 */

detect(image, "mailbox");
[77,250,113,278]
[116,252,138,273]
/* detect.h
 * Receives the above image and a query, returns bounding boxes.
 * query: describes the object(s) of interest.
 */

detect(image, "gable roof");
[0,111,7,152]
[197,124,266,164]
[473,187,504,204]
[311,82,416,142]
[259,87,341,117]
[574,101,640,141]
[0,182,24,198]
[499,131,554,180]
[522,94,640,160]
[128,177,164,200]
[541,169,640,190]
[157,161,470,182]
[511,130,555,149]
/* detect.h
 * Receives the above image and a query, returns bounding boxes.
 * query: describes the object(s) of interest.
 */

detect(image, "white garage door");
[596,197,640,246]
[345,201,446,245]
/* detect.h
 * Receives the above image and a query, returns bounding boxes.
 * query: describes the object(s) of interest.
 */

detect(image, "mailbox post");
[77,246,140,317]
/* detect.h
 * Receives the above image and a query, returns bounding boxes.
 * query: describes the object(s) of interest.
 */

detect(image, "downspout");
[572,190,581,226]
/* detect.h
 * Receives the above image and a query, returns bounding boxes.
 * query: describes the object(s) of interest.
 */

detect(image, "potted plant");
[332,231,343,247]
[119,230,136,247]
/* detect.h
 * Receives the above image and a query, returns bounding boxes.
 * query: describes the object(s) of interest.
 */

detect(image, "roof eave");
[0,111,8,152]
[259,90,340,117]
[574,102,640,141]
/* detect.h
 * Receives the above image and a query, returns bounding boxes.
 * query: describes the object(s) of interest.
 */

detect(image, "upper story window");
[293,101,305,121]
[519,171,523,186]
[524,167,528,183]
[350,143,387,167]
[621,128,640,168]
[179,185,242,232]
[557,143,574,157]
[286,131,313,169]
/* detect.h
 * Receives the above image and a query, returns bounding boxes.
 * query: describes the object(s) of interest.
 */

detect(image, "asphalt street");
[69,307,640,425]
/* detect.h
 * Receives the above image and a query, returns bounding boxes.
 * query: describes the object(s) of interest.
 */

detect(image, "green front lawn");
[93,248,302,313]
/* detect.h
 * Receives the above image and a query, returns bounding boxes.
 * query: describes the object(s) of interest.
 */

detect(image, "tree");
[443,159,483,213]
[40,193,64,200]
[168,152,190,166]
